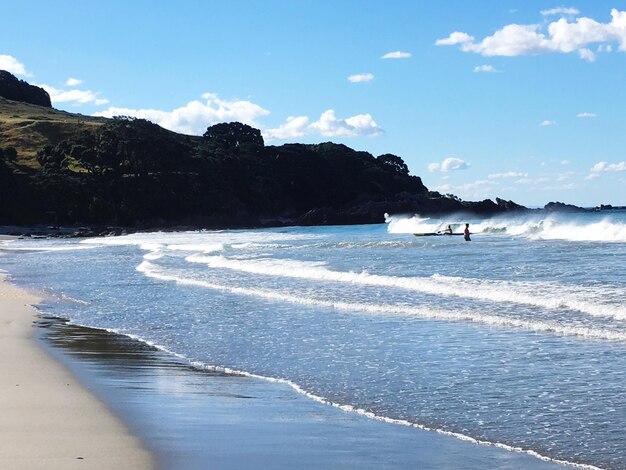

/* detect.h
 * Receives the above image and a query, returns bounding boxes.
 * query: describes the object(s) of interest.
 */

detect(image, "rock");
[544,201,588,212]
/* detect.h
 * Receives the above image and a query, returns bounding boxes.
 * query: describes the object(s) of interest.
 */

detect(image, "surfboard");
[413,232,464,237]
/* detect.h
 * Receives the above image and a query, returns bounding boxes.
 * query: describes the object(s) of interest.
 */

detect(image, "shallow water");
[36,315,565,469]
[2,211,625,469]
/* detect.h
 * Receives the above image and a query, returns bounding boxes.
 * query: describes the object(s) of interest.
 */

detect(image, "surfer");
[464,223,471,241]
[443,225,453,235]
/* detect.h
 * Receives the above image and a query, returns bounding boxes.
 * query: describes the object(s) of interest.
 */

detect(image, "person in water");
[443,225,453,235]
[464,223,471,241]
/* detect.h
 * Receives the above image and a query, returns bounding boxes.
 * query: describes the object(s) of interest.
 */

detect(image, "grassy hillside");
[0,95,524,228]
[0,97,106,169]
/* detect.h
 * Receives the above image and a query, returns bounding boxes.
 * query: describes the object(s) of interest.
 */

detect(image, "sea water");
[1,211,625,469]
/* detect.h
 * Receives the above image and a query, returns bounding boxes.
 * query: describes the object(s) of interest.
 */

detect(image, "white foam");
[0,244,100,252]
[183,255,626,321]
[386,213,626,243]
[385,214,444,234]
[166,243,224,253]
[136,261,626,342]
[80,229,324,247]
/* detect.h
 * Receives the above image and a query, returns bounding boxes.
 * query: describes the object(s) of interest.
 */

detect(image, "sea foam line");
[136,261,626,343]
[183,254,626,321]
[44,308,604,470]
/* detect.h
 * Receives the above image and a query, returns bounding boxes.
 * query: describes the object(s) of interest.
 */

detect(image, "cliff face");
[0,71,52,108]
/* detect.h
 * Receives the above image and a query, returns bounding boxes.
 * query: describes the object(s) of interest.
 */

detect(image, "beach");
[0,274,154,469]
[3,222,613,469]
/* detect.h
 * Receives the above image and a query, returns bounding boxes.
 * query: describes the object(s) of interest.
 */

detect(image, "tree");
[36,143,73,174]
[377,153,409,176]
[201,122,264,157]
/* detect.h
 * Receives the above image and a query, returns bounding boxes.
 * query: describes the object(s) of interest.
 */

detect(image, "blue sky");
[2,0,625,207]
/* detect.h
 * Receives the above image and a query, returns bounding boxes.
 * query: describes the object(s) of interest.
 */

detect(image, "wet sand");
[0,276,154,469]
[35,313,568,469]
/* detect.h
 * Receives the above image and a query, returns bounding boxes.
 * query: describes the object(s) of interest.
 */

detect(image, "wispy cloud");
[473,64,500,73]
[65,77,83,87]
[265,109,383,140]
[381,51,412,59]
[488,171,528,179]
[434,179,494,199]
[0,54,31,76]
[428,157,469,172]
[590,161,626,173]
[540,120,556,126]
[577,112,597,118]
[435,8,626,61]
[578,48,596,62]
[540,7,580,17]
[41,84,109,106]
[585,161,626,179]
[347,73,374,83]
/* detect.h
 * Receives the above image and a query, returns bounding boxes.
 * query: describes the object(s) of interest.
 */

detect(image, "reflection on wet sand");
[36,314,564,470]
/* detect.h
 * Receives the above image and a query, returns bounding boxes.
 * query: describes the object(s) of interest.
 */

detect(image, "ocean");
[1,211,625,469]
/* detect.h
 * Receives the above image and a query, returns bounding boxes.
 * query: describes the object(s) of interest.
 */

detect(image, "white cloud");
[578,48,596,61]
[41,84,109,106]
[541,7,580,17]
[557,171,575,181]
[65,77,83,87]
[590,161,626,173]
[436,8,626,61]
[0,54,30,76]
[577,112,596,118]
[95,92,270,135]
[540,120,556,126]
[586,161,626,180]
[251,110,384,140]
[435,32,475,46]
[263,116,310,140]
[95,90,382,140]
[488,171,528,179]
[428,157,469,172]
[561,159,570,164]
[348,73,374,83]
[473,64,500,72]
[381,51,412,59]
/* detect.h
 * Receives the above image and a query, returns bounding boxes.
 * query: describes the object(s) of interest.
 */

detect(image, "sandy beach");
[0,275,154,469]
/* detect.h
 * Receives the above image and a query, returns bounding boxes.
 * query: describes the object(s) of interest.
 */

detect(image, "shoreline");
[0,275,154,469]
[31,311,570,469]
[2,204,625,240]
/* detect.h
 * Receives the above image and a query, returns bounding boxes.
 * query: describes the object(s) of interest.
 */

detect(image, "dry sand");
[0,276,154,469]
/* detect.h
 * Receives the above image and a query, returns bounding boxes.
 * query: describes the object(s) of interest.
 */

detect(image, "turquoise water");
[2,211,625,469]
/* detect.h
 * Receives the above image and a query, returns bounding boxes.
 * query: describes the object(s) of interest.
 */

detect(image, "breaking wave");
[136,260,626,342]
[385,213,626,243]
[182,254,626,321]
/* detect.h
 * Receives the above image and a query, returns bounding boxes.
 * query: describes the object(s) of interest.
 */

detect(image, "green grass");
[0,97,107,170]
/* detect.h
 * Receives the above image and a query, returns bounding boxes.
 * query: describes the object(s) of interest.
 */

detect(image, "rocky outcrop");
[0,70,51,107]
[544,201,587,212]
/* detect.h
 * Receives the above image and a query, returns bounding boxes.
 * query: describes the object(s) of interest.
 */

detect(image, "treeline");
[0,117,431,227]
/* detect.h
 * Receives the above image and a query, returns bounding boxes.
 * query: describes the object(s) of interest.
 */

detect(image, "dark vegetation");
[1,70,528,230]
[0,70,51,107]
